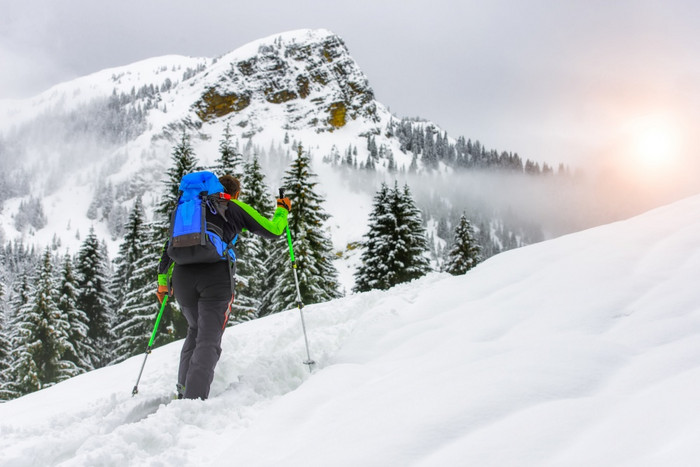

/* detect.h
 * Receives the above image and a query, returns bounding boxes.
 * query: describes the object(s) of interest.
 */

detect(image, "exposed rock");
[195,88,251,121]
[191,30,379,131]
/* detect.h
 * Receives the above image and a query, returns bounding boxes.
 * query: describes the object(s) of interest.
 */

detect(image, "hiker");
[157,173,291,400]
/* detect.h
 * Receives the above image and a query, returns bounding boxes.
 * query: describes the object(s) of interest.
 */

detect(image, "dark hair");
[219,174,240,196]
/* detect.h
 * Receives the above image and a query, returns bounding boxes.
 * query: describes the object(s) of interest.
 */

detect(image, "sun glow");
[626,115,682,169]
[601,112,696,209]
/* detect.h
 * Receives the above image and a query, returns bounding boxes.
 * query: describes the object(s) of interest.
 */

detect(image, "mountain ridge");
[0,29,382,136]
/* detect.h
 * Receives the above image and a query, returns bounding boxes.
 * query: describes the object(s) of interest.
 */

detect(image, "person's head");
[219,174,241,199]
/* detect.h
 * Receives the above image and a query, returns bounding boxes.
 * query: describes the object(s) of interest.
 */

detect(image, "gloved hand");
[156,284,168,304]
[277,197,291,211]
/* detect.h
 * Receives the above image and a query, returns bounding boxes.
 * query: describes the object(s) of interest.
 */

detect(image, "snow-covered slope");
[1,194,699,466]
[0,54,210,127]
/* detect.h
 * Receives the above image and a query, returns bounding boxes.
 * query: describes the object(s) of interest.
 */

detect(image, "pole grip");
[279,187,285,199]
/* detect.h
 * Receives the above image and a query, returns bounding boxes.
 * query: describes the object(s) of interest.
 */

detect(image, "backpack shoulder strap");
[206,192,231,222]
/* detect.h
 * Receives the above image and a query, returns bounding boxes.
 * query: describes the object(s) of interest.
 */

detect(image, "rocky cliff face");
[192,29,380,134]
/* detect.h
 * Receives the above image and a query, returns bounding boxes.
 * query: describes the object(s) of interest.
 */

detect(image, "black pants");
[172,261,232,400]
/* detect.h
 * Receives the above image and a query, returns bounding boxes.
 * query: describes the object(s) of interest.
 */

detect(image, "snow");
[2,193,700,466]
[224,29,337,63]
[0,55,210,128]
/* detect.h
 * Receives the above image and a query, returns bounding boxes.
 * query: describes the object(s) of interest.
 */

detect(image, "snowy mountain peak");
[188,28,379,133]
[0,29,381,137]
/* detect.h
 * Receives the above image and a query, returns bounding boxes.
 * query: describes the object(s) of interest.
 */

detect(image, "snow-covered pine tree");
[86,196,99,220]
[100,183,114,223]
[409,154,418,173]
[57,253,92,373]
[422,127,438,170]
[444,213,482,275]
[215,122,243,178]
[0,255,36,398]
[4,250,78,397]
[437,216,450,241]
[14,268,33,307]
[259,144,341,316]
[394,183,432,283]
[112,222,173,361]
[0,283,11,400]
[231,154,274,322]
[387,151,397,173]
[7,241,39,287]
[107,203,128,241]
[111,196,149,362]
[2,326,39,399]
[354,182,431,292]
[14,196,47,232]
[111,197,145,307]
[75,227,114,368]
[353,183,393,292]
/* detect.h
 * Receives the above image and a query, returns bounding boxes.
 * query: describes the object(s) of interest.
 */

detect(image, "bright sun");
[627,116,681,169]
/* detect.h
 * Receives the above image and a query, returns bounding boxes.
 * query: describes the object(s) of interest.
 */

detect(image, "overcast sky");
[2,0,700,172]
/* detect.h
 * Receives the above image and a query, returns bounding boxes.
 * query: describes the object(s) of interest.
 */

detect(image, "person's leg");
[183,262,232,400]
[177,305,198,395]
[171,262,231,400]
[172,265,200,397]
[183,298,228,399]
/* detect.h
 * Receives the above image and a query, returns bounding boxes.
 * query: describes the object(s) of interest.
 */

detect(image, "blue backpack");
[167,171,237,265]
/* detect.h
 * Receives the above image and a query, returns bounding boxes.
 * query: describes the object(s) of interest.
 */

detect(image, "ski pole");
[279,188,315,373]
[132,294,168,396]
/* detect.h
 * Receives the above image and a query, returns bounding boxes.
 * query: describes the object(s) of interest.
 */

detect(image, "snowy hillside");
[1,194,699,466]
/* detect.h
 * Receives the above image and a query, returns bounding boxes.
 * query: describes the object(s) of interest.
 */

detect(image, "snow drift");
[1,194,700,466]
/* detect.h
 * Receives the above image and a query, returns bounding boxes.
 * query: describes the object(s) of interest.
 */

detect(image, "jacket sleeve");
[228,200,289,239]
[157,241,174,287]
